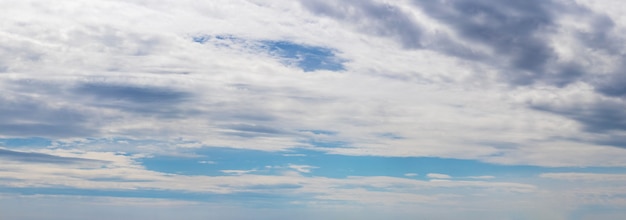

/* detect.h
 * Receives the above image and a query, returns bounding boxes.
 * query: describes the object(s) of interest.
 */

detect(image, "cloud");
[540,172,626,182]
[0,0,622,167]
[531,96,626,133]
[299,0,626,93]
[223,123,288,137]
[288,164,318,173]
[0,92,95,138]
[2,1,626,218]
[221,169,257,176]
[298,0,424,49]
[294,0,626,153]
[414,0,557,80]
[427,173,452,179]
[75,83,190,104]
[0,148,106,165]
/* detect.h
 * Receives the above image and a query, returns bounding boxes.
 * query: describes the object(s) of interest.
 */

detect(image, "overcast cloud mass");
[1,0,626,219]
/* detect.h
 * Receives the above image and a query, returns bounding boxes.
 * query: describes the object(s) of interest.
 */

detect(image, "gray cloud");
[594,70,626,98]
[416,0,625,90]
[0,80,196,138]
[412,0,567,85]
[0,95,94,138]
[75,83,190,104]
[0,148,107,165]
[300,0,621,88]
[531,99,626,133]
[221,123,293,138]
[74,83,194,117]
[299,0,423,48]
[225,124,286,135]
[0,123,94,138]
[300,0,626,142]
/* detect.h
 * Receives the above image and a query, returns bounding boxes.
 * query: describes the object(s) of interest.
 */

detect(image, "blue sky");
[2,0,626,219]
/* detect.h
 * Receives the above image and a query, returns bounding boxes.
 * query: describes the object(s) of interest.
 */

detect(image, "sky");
[1,0,626,219]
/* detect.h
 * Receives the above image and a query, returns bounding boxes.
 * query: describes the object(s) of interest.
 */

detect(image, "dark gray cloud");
[0,80,196,138]
[221,123,291,138]
[531,99,626,133]
[594,70,626,98]
[593,135,626,149]
[75,83,190,104]
[299,0,423,48]
[575,13,619,53]
[0,95,95,138]
[0,148,107,165]
[74,83,194,117]
[413,0,624,88]
[299,0,620,88]
[301,0,626,142]
[412,0,565,85]
[0,123,94,137]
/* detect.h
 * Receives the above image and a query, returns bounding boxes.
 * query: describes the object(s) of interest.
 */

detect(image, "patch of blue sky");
[0,137,51,148]
[191,35,210,44]
[191,35,346,72]
[262,41,346,72]
[138,147,626,180]
[298,129,337,136]
[192,34,247,48]
[139,147,279,176]
[192,34,240,43]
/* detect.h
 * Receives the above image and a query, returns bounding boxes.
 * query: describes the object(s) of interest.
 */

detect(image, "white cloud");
[220,169,257,176]
[288,164,318,173]
[427,173,452,179]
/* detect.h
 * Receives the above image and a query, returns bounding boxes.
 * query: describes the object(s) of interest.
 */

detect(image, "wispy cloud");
[427,173,452,179]
[0,148,107,165]
[288,164,318,173]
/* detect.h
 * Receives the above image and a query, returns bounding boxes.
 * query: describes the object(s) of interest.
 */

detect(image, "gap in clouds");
[192,34,346,72]
[138,146,625,179]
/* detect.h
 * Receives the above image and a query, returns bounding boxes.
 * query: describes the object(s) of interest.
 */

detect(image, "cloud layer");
[2,0,626,219]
